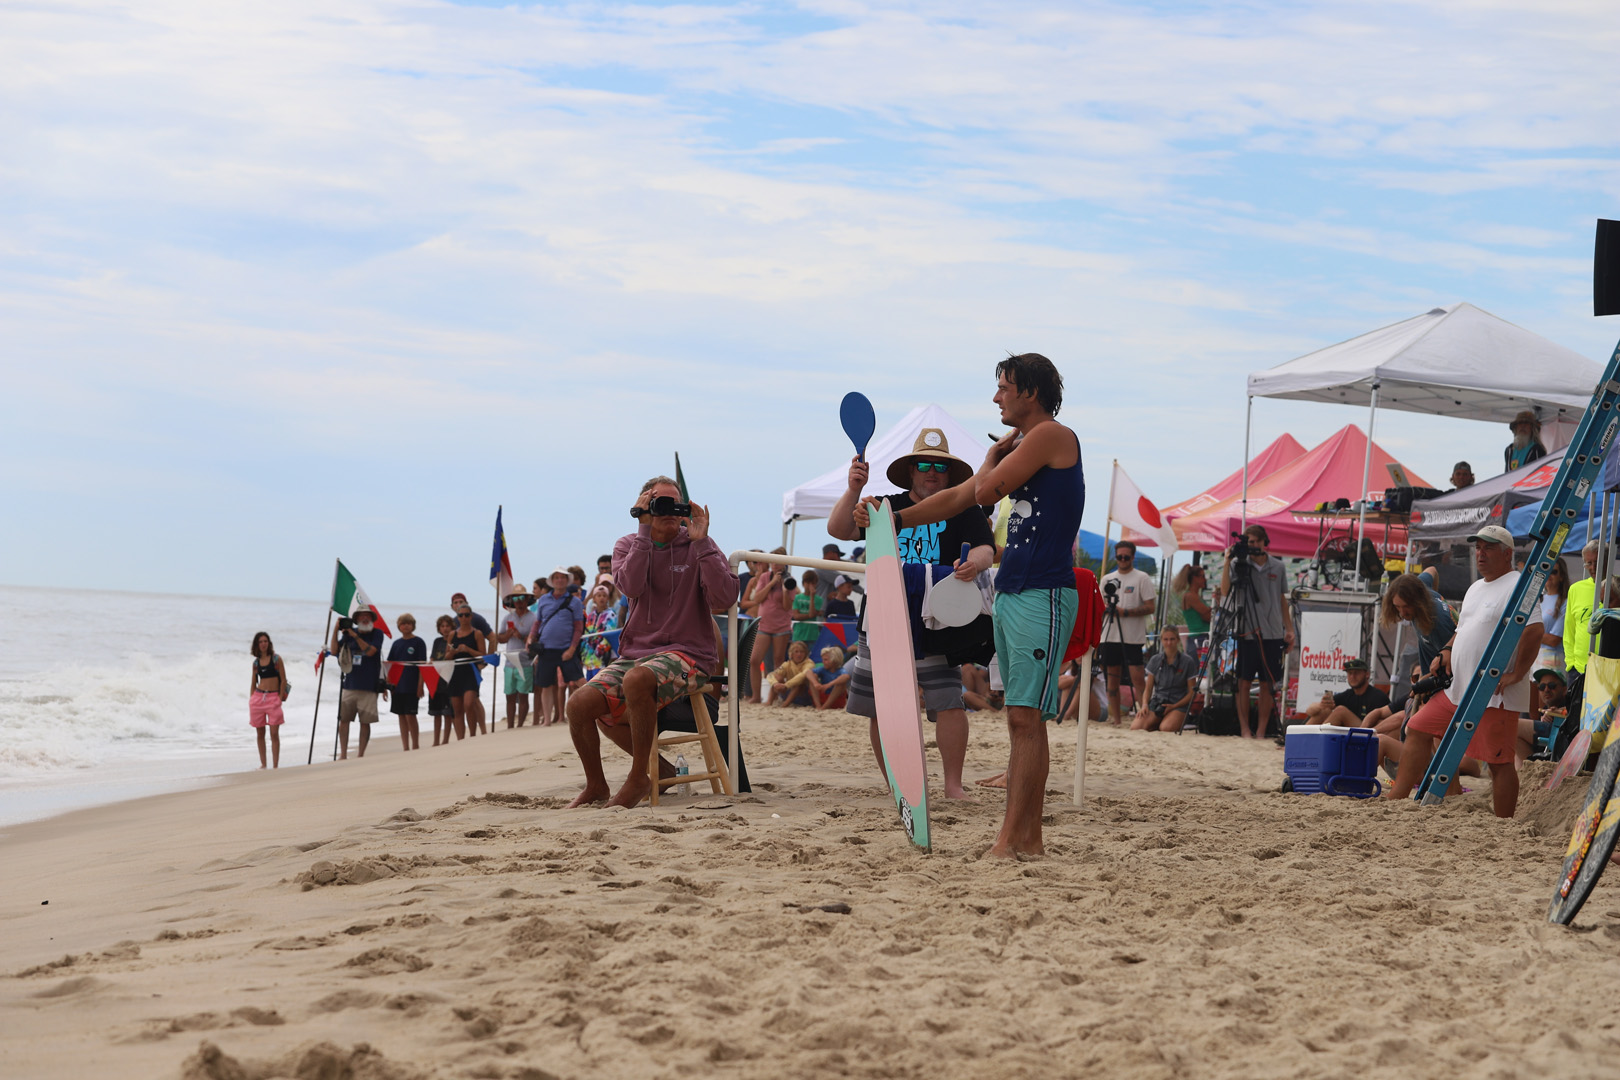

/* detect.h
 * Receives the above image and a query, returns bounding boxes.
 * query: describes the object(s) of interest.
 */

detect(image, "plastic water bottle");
[675,754,690,797]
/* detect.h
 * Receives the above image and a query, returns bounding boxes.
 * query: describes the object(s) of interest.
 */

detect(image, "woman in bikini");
[249,631,288,768]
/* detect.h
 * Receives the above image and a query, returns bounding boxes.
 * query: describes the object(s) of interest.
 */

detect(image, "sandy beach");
[3,707,1617,1080]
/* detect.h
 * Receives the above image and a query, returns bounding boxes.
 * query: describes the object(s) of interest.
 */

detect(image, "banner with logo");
[1296,609,1362,702]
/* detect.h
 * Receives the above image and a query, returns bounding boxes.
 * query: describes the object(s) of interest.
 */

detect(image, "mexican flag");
[332,559,391,637]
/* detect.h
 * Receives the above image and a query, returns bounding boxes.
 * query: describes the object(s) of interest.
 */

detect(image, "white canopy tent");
[1242,302,1602,544]
[780,403,990,547]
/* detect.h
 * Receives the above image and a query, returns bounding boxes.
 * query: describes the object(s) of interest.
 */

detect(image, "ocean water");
[0,584,447,827]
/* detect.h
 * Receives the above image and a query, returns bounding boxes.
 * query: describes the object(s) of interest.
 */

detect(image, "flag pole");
[307,559,338,765]
[491,504,502,737]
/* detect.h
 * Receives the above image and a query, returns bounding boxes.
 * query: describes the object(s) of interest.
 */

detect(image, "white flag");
[1110,463,1179,554]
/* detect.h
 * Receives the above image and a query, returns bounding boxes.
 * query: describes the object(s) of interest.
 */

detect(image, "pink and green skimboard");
[864,499,931,851]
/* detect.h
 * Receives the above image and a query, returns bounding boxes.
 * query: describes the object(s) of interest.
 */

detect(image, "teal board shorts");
[504,656,535,695]
[993,587,1079,720]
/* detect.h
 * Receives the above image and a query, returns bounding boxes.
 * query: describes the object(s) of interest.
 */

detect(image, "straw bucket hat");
[504,583,534,607]
[887,428,974,488]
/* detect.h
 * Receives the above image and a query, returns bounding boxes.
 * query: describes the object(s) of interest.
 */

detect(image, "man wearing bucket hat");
[1385,524,1542,817]
[1505,410,1547,472]
[531,567,586,728]
[498,584,539,727]
[828,426,995,802]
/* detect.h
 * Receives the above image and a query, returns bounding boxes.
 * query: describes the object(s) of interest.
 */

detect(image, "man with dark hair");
[856,352,1082,857]
[1099,539,1156,724]
[565,476,738,808]
[1218,523,1292,739]
[1449,462,1475,491]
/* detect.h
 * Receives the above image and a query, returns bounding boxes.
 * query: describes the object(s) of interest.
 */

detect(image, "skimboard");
[865,498,931,851]
[1549,726,1620,924]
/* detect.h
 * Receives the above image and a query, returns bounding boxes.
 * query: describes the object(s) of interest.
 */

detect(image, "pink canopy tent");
[1172,425,1431,556]
[1122,433,1308,549]
[1163,433,1308,523]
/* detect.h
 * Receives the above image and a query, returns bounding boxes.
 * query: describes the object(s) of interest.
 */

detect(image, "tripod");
[1097,586,1134,723]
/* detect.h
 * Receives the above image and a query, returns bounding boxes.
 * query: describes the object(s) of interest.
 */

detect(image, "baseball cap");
[1466,525,1514,548]
[1533,664,1566,685]
[823,543,846,558]
[834,574,851,587]
[1343,658,1369,672]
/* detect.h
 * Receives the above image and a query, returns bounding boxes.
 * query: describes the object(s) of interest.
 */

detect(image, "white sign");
[1296,610,1362,702]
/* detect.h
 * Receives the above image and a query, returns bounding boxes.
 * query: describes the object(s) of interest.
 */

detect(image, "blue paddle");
[840,392,876,462]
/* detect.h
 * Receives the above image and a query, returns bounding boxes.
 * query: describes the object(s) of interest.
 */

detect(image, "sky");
[3,0,1618,608]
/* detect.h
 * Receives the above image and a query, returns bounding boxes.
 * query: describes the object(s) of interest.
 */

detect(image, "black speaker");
[1597,219,1620,318]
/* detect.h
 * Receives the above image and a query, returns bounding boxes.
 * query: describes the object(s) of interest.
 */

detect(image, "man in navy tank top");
[862,354,1082,857]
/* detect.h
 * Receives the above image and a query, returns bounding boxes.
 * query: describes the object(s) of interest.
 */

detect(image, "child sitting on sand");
[808,646,850,710]
[764,640,815,706]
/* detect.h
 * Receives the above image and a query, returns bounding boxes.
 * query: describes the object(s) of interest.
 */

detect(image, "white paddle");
[929,543,983,628]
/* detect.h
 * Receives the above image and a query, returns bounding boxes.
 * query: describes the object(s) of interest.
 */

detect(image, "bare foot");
[567,784,611,808]
[976,773,1008,788]
[943,785,976,801]
[606,774,652,808]
[987,841,1044,859]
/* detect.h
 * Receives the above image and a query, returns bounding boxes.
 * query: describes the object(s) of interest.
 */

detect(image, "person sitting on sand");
[565,477,738,808]
[1302,659,1389,726]
[249,631,287,769]
[1383,526,1541,817]
[1516,666,1569,764]
[808,646,850,710]
[1133,627,1198,733]
[764,640,815,706]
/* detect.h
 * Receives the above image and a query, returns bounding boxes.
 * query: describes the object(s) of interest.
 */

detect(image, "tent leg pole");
[1241,396,1253,530]
[1355,384,1380,584]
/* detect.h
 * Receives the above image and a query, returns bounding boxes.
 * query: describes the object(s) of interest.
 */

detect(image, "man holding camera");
[1218,524,1293,739]
[1384,525,1541,817]
[566,477,738,808]
[330,611,386,759]
[1099,540,1156,724]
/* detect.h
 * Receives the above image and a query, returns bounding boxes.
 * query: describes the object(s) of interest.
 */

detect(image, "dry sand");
[2,706,1618,1080]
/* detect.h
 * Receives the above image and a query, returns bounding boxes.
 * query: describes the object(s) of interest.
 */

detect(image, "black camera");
[337,616,353,631]
[1411,671,1452,699]
[1229,532,1252,560]
[1101,578,1120,606]
[631,495,692,519]
[782,574,796,591]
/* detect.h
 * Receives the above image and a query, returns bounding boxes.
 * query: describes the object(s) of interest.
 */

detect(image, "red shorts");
[1407,693,1517,766]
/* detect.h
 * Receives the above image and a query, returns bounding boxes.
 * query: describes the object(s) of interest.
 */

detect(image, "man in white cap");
[1384,525,1542,817]
[829,426,994,801]
[530,567,585,727]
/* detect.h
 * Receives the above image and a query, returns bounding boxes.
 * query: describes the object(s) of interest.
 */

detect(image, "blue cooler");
[1283,724,1381,798]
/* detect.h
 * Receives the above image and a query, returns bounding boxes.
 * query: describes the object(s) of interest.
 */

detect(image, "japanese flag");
[1111,462,1179,554]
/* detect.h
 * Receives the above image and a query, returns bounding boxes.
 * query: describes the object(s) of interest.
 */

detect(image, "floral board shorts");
[588,651,707,724]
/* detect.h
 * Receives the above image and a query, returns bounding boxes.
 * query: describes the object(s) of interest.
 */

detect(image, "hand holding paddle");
[840,392,876,462]
[952,541,976,582]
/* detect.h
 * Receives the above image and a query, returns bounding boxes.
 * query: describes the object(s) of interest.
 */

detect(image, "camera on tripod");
[1228,532,1253,561]
[1101,578,1121,607]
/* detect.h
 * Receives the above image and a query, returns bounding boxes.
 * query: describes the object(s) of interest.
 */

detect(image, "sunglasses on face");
[1116,553,1132,560]
[457,612,472,619]
[915,462,949,473]
[1538,681,1561,693]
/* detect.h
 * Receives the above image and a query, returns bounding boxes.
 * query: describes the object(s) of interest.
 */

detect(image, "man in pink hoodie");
[566,476,739,808]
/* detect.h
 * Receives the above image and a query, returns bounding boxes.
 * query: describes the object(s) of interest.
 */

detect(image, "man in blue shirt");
[531,567,586,727]
[330,611,386,759]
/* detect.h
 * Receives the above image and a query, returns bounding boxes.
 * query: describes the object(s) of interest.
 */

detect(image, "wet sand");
[2,706,1617,1079]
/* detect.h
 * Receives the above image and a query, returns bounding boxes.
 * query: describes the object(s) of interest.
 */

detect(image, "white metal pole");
[1355,384,1380,583]
[1072,652,1093,807]
[1241,396,1253,530]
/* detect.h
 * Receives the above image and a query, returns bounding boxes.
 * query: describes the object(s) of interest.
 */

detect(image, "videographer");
[1383,526,1542,817]
[1099,540,1156,724]
[565,476,738,808]
[1217,524,1292,740]
[329,609,386,759]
